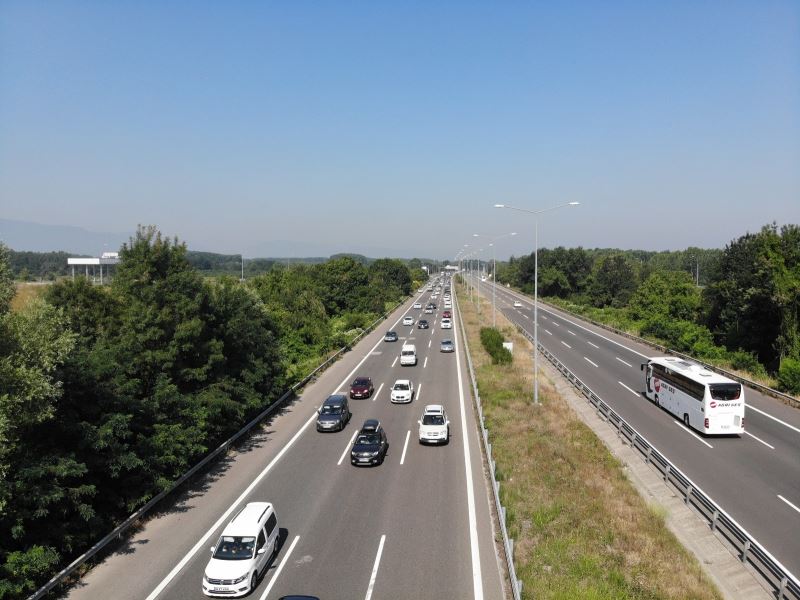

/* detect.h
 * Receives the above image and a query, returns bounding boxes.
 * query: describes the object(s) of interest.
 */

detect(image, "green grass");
[457,284,721,600]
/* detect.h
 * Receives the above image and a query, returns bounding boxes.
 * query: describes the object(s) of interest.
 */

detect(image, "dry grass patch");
[457,287,721,600]
[10,282,49,312]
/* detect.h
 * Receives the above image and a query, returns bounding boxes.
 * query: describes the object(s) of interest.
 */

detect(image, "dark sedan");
[417,319,429,329]
[316,394,351,432]
[350,419,389,466]
[349,376,374,399]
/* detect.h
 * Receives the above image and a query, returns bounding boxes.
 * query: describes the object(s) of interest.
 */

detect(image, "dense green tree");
[589,254,637,308]
[0,244,14,314]
[629,271,700,322]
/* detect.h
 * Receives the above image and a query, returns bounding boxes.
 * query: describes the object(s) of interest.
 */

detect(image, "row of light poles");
[454,202,580,405]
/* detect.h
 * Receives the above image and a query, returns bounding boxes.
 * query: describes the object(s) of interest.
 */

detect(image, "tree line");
[496,223,800,393]
[0,226,420,598]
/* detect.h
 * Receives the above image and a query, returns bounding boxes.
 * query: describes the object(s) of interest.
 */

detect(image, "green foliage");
[778,358,800,394]
[629,271,700,322]
[590,254,637,308]
[480,327,513,364]
[0,244,14,314]
[0,545,60,598]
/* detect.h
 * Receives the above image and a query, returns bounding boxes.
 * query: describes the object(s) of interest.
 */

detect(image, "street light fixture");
[494,201,580,404]
[473,231,517,327]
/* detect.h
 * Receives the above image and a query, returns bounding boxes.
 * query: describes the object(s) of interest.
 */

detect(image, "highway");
[66,283,506,600]
[470,276,800,579]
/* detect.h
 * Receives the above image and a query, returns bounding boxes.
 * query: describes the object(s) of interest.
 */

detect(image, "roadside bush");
[480,327,512,365]
[778,358,800,394]
[728,350,768,378]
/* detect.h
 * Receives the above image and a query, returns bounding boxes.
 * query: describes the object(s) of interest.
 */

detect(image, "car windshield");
[213,536,256,560]
[422,415,445,425]
[320,405,342,415]
[442,341,452,346]
[394,383,409,390]
[353,378,369,386]
[356,433,380,445]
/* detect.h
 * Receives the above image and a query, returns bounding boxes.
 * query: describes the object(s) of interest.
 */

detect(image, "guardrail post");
[645,446,651,464]
[741,539,750,563]
[492,459,496,474]
[501,505,506,524]
[508,537,514,559]
[779,576,787,599]
[487,442,492,458]
[685,485,693,505]
[664,464,671,482]
[517,580,523,595]
[711,510,718,532]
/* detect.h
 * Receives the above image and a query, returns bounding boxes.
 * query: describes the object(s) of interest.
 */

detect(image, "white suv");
[203,502,279,597]
[390,379,415,403]
[440,318,452,329]
[418,405,450,444]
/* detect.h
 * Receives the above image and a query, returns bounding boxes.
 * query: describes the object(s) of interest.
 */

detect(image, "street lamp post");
[494,202,580,404]
[473,231,517,327]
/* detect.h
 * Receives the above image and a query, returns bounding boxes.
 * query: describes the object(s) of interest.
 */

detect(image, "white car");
[444,301,452,309]
[390,379,414,403]
[203,502,278,597]
[418,405,449,444]
[413,302,422,309]
[402,316,414,326]
[440,318,452,329]
[513,300,523,308]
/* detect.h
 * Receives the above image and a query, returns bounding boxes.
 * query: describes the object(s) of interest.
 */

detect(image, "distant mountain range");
[0,219,409,260]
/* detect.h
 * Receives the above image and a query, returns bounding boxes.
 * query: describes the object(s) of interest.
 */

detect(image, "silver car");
[440,339,454,353]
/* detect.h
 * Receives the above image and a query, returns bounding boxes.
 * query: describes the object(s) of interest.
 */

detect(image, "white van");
[400,344,417,366]
[203,502,279,597]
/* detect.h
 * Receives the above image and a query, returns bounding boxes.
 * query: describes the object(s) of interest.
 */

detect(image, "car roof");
[393,379,411,385]
[423,405,444,415]
[362,419,381,431]
[441,339,453,343]
[324,394,347,405]
[223,502,273,536]
[353,377,371,383]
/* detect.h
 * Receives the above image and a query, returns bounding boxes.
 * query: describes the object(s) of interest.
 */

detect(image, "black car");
[350,419,389,466]
[316,394,351,432]
[417,319,429,329]
[384,330,398,342]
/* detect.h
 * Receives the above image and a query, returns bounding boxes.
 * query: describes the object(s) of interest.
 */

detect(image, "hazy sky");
[1,1,798,259]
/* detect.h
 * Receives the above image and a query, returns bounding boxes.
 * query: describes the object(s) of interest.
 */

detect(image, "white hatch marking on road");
[619,381,639,396]
[371,351,382,356]
[338,431,358,465]
[615,357,633,368]
[259,535,300,600]
[568,330,576,336]
[552,321,560,327]
[744,430,775,449]
[544,329,552,335]
[424,356,428,369]
[453,297,484,600]
[561,341,571,349]
[364,535,386,600]
[400,430,411,465]
[391,356,398,368]
[587,341,599,349]
[584,356,598,368]
[778,495,800,515]
[746,405,800,435]
[373,382,384,402]
[673,421,713,448]
[428,339,432,348]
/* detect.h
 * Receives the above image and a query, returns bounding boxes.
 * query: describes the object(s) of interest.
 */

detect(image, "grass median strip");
[457,284,721,600]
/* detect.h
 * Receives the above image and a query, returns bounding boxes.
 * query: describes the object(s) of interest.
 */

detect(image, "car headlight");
[233,574,248,584]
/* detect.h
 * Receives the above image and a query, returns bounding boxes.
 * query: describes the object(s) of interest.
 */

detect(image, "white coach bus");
[641,356,745,435]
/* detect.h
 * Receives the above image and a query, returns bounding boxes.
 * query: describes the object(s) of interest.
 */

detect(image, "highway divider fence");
[28,297,408,600]
[508,321,800,600]
[454,291,524,600]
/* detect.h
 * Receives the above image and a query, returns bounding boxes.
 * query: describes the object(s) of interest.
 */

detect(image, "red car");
[442,310,452,319]
[349,377,374,399]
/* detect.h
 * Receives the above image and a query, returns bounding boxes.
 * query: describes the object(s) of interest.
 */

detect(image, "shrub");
[728,350,768,377]
[480,327,512,364]
[778,357,800,394]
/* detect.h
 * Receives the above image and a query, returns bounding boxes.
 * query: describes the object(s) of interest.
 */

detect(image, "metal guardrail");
[28,297,407,600]
[454,288,523,600]
[509,322,800,600]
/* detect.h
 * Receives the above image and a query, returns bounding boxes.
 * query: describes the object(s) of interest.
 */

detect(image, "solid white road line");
[259,535,300,600]
[338,431,358,465]
[544,329,552,335]
[364,535,386,600]
[561,341,571,349]
[587,341,599,349]
[619,381,639,396]
[568,330,576,336]
[778,495,800,515]
[424,356,428,368]
[400,430,411,465]
[673,420,714,448]
[584,356,598,368]
[615,357,633,368]
[391,356,398,368]
[747,405,800,435]
[744,430,775,450]
[453,298,484,600]
[373,382,384,402]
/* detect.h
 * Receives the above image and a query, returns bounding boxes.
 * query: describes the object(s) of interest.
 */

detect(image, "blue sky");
[1,1,798,258]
